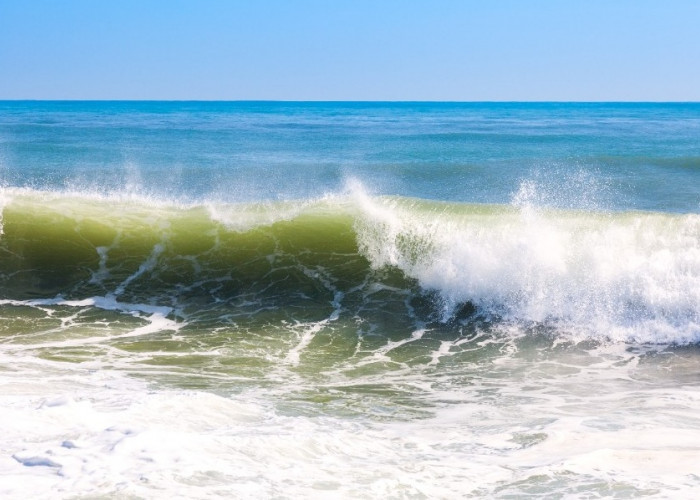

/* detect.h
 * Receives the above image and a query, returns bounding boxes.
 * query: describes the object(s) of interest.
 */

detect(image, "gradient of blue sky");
[1,0,699,100]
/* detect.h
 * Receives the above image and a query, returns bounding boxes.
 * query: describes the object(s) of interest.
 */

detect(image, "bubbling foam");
[351,182,700,344]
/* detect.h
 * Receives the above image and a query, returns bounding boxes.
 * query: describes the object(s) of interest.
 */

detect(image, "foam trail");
[0,296,180,350]
[113,243,166,297]
[285,320,328,366]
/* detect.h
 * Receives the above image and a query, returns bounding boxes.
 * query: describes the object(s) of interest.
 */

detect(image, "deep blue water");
[1,101,699,212]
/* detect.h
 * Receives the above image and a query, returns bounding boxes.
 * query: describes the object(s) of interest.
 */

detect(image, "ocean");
[0,101,699,498]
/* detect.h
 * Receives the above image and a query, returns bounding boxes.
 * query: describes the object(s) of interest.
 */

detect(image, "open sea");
[1,101,699,498]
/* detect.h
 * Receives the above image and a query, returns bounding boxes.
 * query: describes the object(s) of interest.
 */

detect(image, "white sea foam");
[0,188,12,237]
[350,181,700,343]
[1,339,699,498]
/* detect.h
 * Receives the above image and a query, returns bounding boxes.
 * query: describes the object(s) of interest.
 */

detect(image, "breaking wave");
[1,185,699,344]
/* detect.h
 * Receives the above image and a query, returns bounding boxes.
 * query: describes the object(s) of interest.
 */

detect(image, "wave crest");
[1,187,699,343]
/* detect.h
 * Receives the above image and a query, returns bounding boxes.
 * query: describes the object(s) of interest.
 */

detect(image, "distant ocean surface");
[1,101,699,498]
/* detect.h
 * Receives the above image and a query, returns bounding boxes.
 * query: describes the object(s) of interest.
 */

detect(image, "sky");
[1,0,700,101]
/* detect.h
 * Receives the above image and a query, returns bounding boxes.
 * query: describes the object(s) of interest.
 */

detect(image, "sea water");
[0,101,699,498]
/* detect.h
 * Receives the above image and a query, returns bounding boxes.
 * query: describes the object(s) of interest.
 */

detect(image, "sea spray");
[350,182,700,342]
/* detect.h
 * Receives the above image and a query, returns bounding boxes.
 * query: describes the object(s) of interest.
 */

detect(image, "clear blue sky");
[1,0,699,101]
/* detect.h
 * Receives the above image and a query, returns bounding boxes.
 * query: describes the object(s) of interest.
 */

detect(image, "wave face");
[2,187,698,344]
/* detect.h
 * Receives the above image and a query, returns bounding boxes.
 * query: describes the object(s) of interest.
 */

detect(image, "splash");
[351,181,700,343]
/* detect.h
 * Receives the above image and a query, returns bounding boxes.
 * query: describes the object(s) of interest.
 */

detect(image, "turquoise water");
[2,101,699,210]
[1,102,699,498]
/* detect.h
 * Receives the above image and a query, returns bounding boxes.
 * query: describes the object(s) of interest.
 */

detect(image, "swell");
[0,191,368,301]
[1,189,699,343]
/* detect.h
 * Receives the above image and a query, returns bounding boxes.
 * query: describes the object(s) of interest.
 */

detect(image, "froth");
[351,182,700,343]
